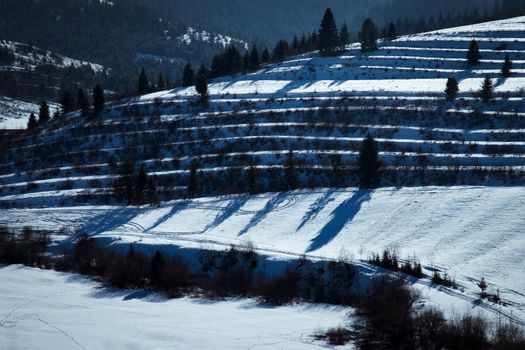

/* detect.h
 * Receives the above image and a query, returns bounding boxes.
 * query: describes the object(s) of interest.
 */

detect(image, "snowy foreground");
[0,265,351,350]
[1,186,524,326]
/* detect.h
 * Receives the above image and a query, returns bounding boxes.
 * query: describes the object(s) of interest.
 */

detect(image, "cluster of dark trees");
[28,85,105,130]
[183,134,380,201]
[137,67,168,94]
[111,161,158,205]
[0,226,51,266]
[444,39,514,102]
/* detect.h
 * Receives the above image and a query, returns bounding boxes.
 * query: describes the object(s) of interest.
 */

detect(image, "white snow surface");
[1,187,524,325]
[0,265,351,350]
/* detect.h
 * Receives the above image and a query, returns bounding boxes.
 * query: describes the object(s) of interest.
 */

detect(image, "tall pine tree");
[92,84,105,115]
[250,45,260,70]
[138,67,150,93]
[38,101,50,124]
[358,133,380,188]
[182,62,194,87]
[467,39,481,66]
[387,22,397,40]
[77,87,90,117]
[339,23,350,46]
[480,76,494,102]
[27,113,37,130]
[60,88,75,115]
[284,150,299,190]
[501,54,512,77]
[195,65,208,99]
[360,18,379,52]
[445,77,459,101]
[187,160,199,198]
[318,8,340,55]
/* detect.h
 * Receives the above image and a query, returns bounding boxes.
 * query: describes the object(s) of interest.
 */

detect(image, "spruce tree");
[195,65,208,99]
[284,150,299,190]
[243,51,250,71]
[250,45,260,70]
[339,23,350,46]
[331,154,343,187]
[501,54,512,77]
[261,47,270,63]
[92,84,105,115]
[480,76,494,102]
[187,160,199,198]
[272,40,289,62]
[135,164,148,205]
[138,67,149,93]
[360,18,379,52]
[445,77,459,101]
[182,62,195,87]
[77,87,90,117]
[358,133,380,188]
[60,88,75,115]
[467,39,481,66]
[318,8,340,55]
[157,72,166,90]
[387,22,397,40]
[27,113,37,130]
[38,101,50,124]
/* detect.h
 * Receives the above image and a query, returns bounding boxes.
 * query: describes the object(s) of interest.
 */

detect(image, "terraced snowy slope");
[2,17,525,205]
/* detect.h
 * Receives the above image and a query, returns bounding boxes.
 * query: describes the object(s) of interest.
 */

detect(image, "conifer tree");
[195,65,208,99]
[77,87,90,117]
[284,150,299,190]
[246,161,258,194]
[27,113,37,130]
[182,62,195,87]
[445,77,459,101]
[187,160,199,198]
[135,164,148,205]
[210,55,223,78]
[480,76,494,102]
[38,100,50,124]
[138,67,149,93]
[339,23,350,46]
[358,133,380,188]
[360,18,379,52]
[93,84,105,115]
[60,88,75,115]
[501,54,512,77]
[157,72,166,90]
[243,51,250,71]
[272,40,289,62]
[467,39,481,66]
[331,154,343,187]
[250,45,260,70]
[318,8,340,54]
[261,47,270,63]
[387,22,397,40]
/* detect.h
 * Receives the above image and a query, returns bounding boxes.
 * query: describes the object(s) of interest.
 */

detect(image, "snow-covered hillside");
[0,265,350,349]
[3,17,525,205]
[0,40,104,74]
[178,27,249,50]
[1,187,524,325]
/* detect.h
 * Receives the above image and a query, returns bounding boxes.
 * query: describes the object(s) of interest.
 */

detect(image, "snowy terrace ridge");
[2,17,525,206]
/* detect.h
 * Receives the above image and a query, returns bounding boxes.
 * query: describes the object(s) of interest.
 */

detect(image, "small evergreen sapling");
[480,76,494,102]
[501,54,512,77]
[445,77,459,101]
[467,39,481,66]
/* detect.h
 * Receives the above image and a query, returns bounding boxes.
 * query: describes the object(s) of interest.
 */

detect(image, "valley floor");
[0,265,351,350]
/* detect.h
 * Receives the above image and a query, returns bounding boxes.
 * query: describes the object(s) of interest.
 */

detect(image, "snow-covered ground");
[0,97,60,129]
[0,265,351,350]
[1,186,524,325]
